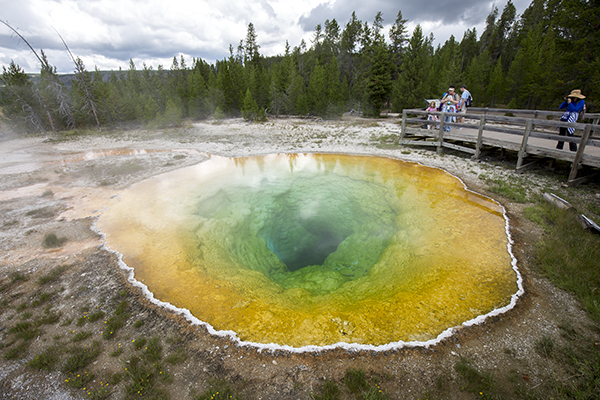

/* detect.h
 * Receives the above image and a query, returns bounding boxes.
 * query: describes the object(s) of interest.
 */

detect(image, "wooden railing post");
[474,116,485,160]
[400,109,407,141]
[517,119,533,171]
[568,124,592,183]
[437,112,446,153]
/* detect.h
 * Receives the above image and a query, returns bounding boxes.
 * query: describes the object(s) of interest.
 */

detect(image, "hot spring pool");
[96,153,521,350]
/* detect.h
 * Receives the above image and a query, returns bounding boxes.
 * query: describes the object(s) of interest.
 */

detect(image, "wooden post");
[474,116,485,160]
[400,109,407,141]
[517,119,533,171]
[568,124,592,183]
[437,112,445,153]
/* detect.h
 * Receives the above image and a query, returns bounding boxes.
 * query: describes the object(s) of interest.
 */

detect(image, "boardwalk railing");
[398,108,600,184]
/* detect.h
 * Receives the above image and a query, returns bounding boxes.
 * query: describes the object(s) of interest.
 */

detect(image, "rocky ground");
[1,116,599,399]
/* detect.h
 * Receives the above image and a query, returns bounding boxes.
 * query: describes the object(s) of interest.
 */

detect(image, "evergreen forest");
[1,0,598,135]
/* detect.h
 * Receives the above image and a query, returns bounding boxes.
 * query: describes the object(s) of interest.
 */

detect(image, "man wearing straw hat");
[557,89,586,151]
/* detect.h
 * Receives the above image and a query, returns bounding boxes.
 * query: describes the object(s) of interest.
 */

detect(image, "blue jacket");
[559,99,585,113]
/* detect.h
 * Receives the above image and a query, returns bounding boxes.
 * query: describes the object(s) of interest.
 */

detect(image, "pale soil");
[0,117,599,399]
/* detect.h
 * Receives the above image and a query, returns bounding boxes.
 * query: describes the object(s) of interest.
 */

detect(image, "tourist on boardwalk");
[458,85,471,124]
[441,86,460,132]
[426,101,439,130]
[557,89,586,152]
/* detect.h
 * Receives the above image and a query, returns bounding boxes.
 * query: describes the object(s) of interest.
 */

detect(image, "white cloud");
[0,0,533,73]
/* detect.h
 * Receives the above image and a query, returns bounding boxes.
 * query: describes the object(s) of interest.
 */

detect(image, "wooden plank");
[479,137,522,151]
[485,115,531,124]
[441,142,476,154]
[397,140,438,147]
[524,146,576,160]
[483,125,527,136]
[581,154,600,168]
[531,118,594,131]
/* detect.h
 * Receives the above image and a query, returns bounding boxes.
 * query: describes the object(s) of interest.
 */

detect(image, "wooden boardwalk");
[397,108,600,184]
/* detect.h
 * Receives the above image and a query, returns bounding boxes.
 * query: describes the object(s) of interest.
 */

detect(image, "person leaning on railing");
[557,89,586,152]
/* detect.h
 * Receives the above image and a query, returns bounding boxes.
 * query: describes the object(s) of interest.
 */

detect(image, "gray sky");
[0,0,532,74]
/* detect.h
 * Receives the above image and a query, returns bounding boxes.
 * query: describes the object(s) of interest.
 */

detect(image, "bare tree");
[54,28,101,128]
[39,50,77,129]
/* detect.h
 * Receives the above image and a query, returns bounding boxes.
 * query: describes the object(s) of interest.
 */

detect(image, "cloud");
[0,0,533,73]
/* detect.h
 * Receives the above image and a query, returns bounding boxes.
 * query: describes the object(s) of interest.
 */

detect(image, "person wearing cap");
[440,86,460,132]
[556,89,586,151]
[458,85,471,124]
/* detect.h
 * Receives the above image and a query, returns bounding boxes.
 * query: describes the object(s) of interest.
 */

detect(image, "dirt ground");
[1,117,599,400]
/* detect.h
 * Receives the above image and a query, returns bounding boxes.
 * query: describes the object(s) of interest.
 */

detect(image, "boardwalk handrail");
[398,108,600,184]
[469,107,600,124]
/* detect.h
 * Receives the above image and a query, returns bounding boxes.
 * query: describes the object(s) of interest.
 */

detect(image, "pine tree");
[0,61,45,134]
[308,64,328,117]
[389,10,409,76]
[432,35,461,95]
[366,44,392,117]
[487,1,517,61]
[465,51,493,106]
[241,88,260,121]
[391,25,432,112]
[486,58,506,107]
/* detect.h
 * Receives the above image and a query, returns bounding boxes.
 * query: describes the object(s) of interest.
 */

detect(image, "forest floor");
[1,116,600,400]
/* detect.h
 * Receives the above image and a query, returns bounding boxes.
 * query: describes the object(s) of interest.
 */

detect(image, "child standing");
[426,101,439,130]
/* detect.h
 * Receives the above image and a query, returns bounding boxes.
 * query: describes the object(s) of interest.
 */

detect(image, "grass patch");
[360,383,388,400]
[534,335,554,358]
[555,330,600,397]
[311,380,340,400]
[123,343,170,399]
[194,380,239,400]
[532,205,600,320]
[484,177,528,202]
[73,331,93,342]
[133,337,147,350]
[3,342,30,360]
[103,301,129,339]
[64,370,94,389]
[42,233,68,248]
[28,346,61,371]
[110,348,124,357]
[62,341,102,373]
[37,309,61,325]
[144,337,162,362]
[31,291,53,307]
[165,349,187,365]
[9,321,41,341]
[10,271,30,283]
[344,368,369,393]
[38,265,68,284]
[341,368,388,399]
[20,311,32,319]
[454,357,496,395]
[88,310,106,323]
